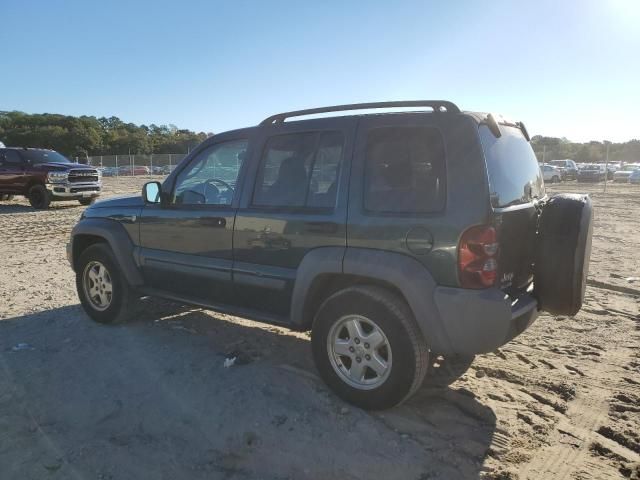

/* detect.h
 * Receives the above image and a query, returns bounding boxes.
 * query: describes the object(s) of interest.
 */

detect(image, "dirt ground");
[1,177,639,480]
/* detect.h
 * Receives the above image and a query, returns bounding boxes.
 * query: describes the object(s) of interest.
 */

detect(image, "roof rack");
[260,100,460,125]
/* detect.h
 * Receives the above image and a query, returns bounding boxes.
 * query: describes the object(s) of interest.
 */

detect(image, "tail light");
[458,225,499,289]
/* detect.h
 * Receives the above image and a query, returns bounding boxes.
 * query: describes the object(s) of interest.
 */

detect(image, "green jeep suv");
[67,101,593,409]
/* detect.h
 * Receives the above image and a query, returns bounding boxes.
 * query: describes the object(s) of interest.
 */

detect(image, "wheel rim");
[82,261,113,311]
[327,315,393,390]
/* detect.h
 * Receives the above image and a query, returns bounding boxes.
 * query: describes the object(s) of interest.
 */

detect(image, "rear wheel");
[28,184,51,209]
[312,286,429,410]
[76,243,139,324]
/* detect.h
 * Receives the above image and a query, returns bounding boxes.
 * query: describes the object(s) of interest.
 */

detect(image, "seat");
[266,157,308,206]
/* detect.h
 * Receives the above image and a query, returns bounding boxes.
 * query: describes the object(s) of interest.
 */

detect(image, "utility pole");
[542,145,546,166]
[604,142,609,193]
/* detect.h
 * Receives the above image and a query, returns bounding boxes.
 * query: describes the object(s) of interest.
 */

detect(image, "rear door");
[0,150,26,193]
[232,117,355,317]
[478,124,544,294]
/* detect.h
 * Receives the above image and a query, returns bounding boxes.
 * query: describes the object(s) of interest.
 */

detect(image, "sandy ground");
[0,177,639,480]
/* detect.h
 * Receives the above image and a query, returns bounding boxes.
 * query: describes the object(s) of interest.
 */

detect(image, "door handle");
[202,217,226,228]
[305,221,338,234]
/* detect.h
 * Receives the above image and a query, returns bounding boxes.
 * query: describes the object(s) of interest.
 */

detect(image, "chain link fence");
[84,153,188,176]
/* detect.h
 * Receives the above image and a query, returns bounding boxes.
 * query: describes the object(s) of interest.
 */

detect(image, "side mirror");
[142,181,161,204]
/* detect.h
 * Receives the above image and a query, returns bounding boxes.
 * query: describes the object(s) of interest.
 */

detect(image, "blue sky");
[1,0,639,142]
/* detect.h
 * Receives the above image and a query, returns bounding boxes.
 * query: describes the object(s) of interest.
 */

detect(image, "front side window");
[172,139,247,206]
[364,126,446,213]
[253,131,344,208]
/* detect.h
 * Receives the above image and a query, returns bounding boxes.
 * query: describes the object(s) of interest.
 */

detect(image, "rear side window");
[479,125,545,208]
[364,126,445,213]
[253,131,344,208]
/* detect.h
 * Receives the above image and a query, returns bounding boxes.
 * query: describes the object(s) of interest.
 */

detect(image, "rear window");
[364,126,445,213]
[479,125,544,208]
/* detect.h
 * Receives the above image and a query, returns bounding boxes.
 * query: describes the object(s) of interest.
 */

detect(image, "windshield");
[21,150,71,164]
[479,125,545,208]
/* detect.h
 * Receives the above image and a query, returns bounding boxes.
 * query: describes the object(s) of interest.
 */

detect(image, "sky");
[1,0,639,142]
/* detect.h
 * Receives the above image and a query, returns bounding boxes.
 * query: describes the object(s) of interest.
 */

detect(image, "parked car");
[118,165,151,176]
[630,169,640,184]
[598,163,616,180]
[0,147,101,208]
[613,165,639,183]
[549,159,578,180]
[160,164,178,175]
[540,164,563,183]
[67,101,593,409]
[99,166,119,177]
[577,164,606,182]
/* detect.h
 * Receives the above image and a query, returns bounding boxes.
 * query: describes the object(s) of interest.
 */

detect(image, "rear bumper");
[433,287,538,355]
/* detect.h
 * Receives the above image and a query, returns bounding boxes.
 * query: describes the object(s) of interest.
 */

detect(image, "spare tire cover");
[534,193,593,316]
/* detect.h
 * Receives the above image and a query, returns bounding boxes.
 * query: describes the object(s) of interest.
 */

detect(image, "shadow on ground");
[0,302,496,479]
[0,203,81,215]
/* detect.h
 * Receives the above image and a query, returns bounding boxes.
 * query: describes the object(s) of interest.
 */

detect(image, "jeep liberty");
[67,101,593,409]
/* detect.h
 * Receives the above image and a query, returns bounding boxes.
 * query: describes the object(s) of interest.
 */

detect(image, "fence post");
[100,156,103,168]
[150,154,153,176]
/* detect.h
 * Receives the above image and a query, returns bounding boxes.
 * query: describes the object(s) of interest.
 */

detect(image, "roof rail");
[260,100,460,125]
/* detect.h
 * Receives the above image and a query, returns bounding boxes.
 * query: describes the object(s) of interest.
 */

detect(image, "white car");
[540,164,563,183]
[613,165,639,183]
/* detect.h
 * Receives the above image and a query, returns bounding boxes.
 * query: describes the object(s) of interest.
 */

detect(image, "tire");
[75,243,139,324]
[426,354,475,388]
[535,194,594,316]
[552,176,560,183]
[79,197,95,206]
[28,184,51,209]
[311,286,429,410]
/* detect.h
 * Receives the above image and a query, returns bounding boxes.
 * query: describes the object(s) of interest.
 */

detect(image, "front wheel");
[28,184,51,209]
[312,286,429,410]
[76,243,139,324]
[79,197,96,206]
[552,175,560,183]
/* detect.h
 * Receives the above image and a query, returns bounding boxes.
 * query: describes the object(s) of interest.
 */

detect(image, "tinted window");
[253,131,344,208]
[2,150,22,164]
[173,139,247,206]
[479,125,545,208]
[363,126,445,213]
[21,150,71,164]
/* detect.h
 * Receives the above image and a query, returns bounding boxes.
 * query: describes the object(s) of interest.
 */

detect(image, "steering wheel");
[204,178,234,203]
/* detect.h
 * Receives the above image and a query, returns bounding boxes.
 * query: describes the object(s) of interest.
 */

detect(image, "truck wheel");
[28,184,51,209]
[552,175,560,183]
[76,243,139,324]
[535,194,594,316]
[311,286,429,410]
[79,197,95,206]
[426,354,475,387]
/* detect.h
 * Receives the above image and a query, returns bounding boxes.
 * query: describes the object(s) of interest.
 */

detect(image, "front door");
[138,135,250,304]
[233,118,355,318]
